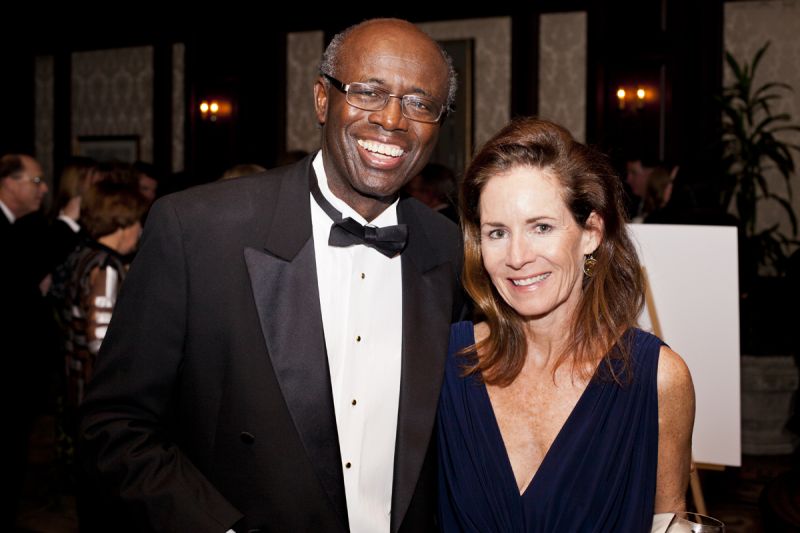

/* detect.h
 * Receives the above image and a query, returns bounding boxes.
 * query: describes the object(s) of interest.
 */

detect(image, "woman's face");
[479,166,601,325]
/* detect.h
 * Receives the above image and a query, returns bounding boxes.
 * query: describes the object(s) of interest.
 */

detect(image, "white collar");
[311,151,399,227]
[0,199,15,224]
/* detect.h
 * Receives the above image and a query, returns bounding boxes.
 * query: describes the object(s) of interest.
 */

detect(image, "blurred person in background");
[49,157,97,264]
[133,161,160,206]
[405,162,459,223]
[640,165,675,223]
[0,153,54,528]
[220,163,267,180]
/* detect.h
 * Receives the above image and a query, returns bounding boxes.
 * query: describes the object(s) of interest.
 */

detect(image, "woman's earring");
[583,254,597,277]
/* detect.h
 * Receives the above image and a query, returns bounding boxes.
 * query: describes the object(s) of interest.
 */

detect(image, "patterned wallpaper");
[418,17,511,151]
[286,31,325,154]
[35,55,55,191]
[72,47,154,162]
[538,12,587,143]
[724,1,800,241]
[172,43,186,172]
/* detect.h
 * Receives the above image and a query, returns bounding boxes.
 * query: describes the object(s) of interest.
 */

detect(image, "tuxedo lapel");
[244,157,348,529]
[391,199,456,532]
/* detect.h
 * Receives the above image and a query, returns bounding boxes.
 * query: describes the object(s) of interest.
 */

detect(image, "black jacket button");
[240,431,255,444]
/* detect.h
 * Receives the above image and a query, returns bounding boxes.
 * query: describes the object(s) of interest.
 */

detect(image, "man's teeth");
[512,273,550,286]
[357,139,405,157]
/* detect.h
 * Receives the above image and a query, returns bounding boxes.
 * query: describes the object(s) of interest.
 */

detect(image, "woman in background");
[437,117,695,532]
[49,157,97,264]
[55,181,145,412]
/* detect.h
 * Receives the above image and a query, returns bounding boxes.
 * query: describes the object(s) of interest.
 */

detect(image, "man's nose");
[369,96,408,132]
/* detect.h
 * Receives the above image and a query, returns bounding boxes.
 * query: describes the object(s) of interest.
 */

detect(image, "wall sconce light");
[616,88,627,109]
[616,86,652,110]
[199,99,232,122]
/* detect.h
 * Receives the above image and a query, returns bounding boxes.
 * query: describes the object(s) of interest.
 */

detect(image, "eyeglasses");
[15,174,46,186]
[322,73,446,124]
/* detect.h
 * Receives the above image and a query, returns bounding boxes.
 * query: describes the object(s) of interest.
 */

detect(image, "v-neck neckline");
[476,338,604,499]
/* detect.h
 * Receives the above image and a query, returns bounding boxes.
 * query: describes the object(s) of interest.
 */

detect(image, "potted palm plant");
[719,41,800,455]
[719,41,800,277]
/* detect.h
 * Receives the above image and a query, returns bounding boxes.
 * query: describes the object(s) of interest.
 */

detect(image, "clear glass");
[665,512,725,532]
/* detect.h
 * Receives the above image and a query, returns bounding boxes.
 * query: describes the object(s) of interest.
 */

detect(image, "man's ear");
[314,78,329,125]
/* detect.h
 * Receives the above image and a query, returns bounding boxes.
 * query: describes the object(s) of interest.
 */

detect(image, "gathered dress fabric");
[437,321,663,533]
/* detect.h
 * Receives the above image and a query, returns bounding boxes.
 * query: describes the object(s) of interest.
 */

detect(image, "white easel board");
[629,224,741,467]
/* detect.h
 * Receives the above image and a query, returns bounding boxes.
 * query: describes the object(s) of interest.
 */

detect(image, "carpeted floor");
[13,415,799,532]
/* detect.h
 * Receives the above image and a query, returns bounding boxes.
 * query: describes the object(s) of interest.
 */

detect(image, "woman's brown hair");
[80,181,146,240]
[460,117,644,386]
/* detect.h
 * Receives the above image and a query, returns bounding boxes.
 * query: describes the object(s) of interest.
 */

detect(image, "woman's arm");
[83,264,119,357]
[654,345,696,513]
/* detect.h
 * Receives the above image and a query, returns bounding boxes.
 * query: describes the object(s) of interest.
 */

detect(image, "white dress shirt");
[58,212,81,233]
[0,198,16,224]
[310,152,403,533]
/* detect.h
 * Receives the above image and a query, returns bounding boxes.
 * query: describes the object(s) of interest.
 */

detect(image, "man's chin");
[353,173,413,202]
[354,186,402,204]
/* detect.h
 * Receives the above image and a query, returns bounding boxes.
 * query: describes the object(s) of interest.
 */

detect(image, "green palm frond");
[718,41,799,275]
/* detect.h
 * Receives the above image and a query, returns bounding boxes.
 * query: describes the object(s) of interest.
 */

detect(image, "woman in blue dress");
[437,117,695,532]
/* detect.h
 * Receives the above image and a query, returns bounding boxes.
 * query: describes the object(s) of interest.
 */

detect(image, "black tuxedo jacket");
[1,210,55,406]
[80,156,466,533]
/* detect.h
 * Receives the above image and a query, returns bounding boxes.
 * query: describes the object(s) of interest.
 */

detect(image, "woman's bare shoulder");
[657,345,694,400]
[474,321,490,344]
[654,344,696,512]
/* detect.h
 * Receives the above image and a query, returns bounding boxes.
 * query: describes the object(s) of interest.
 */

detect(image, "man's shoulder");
[157,160,310,222]
[165,168,279,208]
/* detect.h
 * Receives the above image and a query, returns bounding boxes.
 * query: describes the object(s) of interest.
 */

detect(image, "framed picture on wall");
[75,135,140,163]
[429,38,474,180]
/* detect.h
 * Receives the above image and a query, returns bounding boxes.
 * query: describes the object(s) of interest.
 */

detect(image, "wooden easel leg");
[644,267,715,516]
[689,462,708,515]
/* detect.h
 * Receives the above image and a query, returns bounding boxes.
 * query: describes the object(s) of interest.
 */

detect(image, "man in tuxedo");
[0,154,51,527]
[80,18,465,533]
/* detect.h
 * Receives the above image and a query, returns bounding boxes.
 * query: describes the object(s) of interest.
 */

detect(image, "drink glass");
[665,512,725,532]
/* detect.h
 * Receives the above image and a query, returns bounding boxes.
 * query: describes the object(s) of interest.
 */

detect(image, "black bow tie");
[310,173,408,258]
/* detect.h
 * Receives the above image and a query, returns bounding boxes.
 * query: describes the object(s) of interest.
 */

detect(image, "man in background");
[0,154,52,529]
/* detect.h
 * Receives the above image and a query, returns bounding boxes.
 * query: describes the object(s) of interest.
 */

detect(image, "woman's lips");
[510,272,551,287]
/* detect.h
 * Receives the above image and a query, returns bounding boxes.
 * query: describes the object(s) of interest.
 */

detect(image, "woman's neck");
[98,229,124,253]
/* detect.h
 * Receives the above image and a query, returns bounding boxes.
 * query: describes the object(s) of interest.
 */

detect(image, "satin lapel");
[243,157,348,529]
[391,199,455,532]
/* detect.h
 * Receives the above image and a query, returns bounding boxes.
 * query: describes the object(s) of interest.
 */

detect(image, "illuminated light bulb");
[617,88,626,99]
[636,88,646,99]
[210,102,220,113]
[200,101,209,113]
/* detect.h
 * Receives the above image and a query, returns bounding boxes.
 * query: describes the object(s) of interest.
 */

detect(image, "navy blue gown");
[437,321,662,533]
